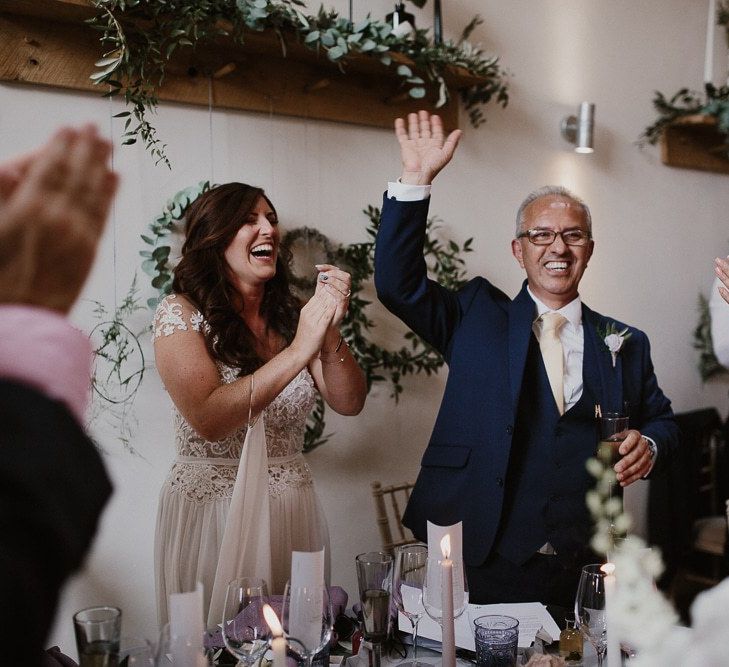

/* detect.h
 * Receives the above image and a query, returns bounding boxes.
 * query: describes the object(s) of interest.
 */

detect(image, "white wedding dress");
[153,295,330,627]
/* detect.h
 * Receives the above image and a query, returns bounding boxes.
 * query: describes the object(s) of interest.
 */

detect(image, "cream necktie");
[536,312,567,415]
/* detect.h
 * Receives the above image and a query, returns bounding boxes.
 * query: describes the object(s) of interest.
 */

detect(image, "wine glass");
[575,564,608,667]
[355,552,394,667]
[221,577,272,667]
[281,582,333,667]
[422,549,469,649]
[392,544,428,667]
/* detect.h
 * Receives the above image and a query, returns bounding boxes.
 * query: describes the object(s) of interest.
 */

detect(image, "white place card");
[169,582,206,666]
[289,549,326,650]
[400,600,561,649]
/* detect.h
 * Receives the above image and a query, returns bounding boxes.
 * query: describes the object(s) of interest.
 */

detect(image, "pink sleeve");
[0,305,92,424]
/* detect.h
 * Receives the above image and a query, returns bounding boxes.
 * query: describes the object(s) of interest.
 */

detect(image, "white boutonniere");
[600,322,632,367]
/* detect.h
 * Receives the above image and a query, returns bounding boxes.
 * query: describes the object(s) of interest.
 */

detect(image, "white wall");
[2,0,728,656]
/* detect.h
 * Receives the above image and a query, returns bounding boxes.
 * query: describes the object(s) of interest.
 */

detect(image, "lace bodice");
[154,294,318,503]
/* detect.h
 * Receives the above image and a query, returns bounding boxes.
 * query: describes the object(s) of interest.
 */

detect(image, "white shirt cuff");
[387,180,431,201]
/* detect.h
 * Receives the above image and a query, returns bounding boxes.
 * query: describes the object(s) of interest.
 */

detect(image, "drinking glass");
[422,552,469,624]
[221,578,272,667]
[355,551,393,667]
[73,606,122,667]
[281,582,333,667]
[392,544,427,667]
[598,412,629,537]
[598,412,630,466]
[575,564,608,667]
[472,615,519,667]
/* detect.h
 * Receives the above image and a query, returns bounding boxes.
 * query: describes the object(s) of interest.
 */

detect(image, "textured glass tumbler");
[73,606,122,667]
[473,615,518,667]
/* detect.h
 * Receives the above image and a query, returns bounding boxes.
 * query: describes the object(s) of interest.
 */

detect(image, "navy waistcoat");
[493,334,598,565]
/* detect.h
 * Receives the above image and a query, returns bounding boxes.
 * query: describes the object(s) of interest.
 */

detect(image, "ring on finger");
[345,289,352,297]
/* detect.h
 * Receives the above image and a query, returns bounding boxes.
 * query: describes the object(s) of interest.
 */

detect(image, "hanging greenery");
[140,185,472,451]
[88,0,508,166]
[88,276,148,455]
[640,3,729,153]
[693,293,728,381]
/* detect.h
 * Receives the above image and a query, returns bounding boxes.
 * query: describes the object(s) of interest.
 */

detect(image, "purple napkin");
[204,586,348,650]
[42,646,78,667]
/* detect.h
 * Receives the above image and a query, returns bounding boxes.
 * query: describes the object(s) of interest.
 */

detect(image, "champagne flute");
[355,552,393,667]
[575,564,608,667]
[281,582,333,667]
[392,544,428,667]
[221,578,272,667]
[598,412,630,539]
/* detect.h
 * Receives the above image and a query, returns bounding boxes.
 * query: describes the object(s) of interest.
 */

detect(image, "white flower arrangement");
[586,445,729,665]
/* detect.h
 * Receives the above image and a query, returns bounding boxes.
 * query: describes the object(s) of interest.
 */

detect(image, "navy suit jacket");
[0,380,112,665]
[374,195,678,566]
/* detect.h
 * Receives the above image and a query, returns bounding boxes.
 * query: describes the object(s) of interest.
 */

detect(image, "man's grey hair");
[514,185,592,237]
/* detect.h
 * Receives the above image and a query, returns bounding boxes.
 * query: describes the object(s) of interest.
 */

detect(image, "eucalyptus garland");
[640,2,729,154]
[140,185,472,450]
[88,0,508,166]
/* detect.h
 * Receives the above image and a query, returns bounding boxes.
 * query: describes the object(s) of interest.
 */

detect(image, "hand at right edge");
[396,110,462,185]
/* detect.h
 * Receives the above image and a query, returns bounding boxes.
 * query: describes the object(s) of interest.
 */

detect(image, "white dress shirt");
[709,276,729,368]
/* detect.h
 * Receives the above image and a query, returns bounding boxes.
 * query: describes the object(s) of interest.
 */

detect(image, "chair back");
[370,480,417,553]
[680,408,725,519]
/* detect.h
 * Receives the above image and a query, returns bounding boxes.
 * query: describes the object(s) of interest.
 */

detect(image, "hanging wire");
[208,75,215,183]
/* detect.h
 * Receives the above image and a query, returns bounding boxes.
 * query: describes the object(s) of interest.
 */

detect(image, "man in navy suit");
[0,126,117,664]
[374,111,677,606]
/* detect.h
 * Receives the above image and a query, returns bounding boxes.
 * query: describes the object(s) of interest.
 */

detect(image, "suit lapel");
[508,282,537,417]
[583,305,624,414]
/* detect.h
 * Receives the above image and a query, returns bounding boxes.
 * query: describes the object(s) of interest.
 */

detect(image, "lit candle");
[705,0,717,84]
[440,534,456,667]
[263,604,287,667]
[601,563,620,667]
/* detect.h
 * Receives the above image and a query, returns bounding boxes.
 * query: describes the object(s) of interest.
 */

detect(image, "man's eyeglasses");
[517,229,592,246]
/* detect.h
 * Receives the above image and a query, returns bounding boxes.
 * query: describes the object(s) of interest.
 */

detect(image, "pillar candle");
[706,0,717,83]
[440,534,456,667]
[602,563,620,667]
[263,604,287,667]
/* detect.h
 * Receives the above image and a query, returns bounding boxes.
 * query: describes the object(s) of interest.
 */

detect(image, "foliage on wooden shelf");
[640,3,729,165]
[88,0,508,167]
[139,183,473,451]
[640,84,729,157]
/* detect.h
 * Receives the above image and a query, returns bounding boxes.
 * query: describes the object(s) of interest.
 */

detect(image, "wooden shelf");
[0,0,486,129]
[661,114,729,175]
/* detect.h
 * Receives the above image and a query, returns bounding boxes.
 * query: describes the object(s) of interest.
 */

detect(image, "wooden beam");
[0,0,484,130]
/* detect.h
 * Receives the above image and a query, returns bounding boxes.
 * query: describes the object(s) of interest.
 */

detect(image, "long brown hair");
[172,182,300,374]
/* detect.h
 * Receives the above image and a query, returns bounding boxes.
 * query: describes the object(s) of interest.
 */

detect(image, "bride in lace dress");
[152,183,367,627]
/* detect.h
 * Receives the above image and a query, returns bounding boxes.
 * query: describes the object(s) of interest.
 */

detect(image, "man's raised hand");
[396,110,462,185]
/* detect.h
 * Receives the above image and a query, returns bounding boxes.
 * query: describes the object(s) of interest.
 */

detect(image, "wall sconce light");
[561,102,595,153]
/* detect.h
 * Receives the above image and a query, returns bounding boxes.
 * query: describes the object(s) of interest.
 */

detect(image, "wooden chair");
[371,480,417,553]
[679,408,728,585]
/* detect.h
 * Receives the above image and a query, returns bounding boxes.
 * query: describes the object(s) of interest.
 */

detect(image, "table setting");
[65,520,643,667]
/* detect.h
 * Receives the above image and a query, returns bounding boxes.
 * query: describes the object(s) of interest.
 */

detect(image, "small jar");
[559,613,583,665]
